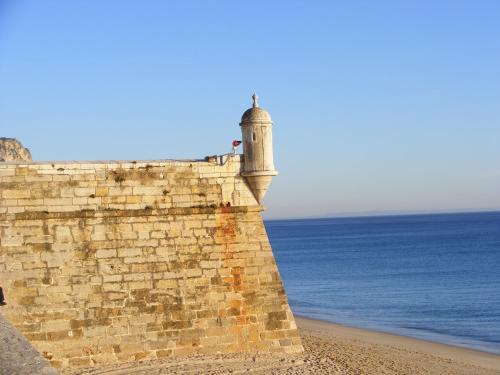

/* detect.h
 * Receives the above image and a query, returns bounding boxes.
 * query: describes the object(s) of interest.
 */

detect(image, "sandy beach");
[72,316,500,375]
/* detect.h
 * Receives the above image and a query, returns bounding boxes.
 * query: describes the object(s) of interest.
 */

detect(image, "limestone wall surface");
[0,155,302,371]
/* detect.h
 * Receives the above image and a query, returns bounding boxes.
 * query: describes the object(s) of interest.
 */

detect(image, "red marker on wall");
[232,140,242,153]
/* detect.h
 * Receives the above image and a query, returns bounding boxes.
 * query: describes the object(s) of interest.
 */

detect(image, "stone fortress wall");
[0,156,303,370]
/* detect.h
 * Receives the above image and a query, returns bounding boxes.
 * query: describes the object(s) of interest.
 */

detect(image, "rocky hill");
[0,138,32,162]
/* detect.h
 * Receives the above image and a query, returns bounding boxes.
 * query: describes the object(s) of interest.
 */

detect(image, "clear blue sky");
[1,1,499,219]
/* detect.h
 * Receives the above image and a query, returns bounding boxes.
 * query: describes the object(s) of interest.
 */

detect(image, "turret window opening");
[252,132,256,142]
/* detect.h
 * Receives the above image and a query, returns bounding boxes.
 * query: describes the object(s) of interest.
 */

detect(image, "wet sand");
[72,316,500,374]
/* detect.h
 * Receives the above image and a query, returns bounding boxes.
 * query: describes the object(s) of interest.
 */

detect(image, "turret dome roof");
[240,93,272,123]
[241,107,272,123]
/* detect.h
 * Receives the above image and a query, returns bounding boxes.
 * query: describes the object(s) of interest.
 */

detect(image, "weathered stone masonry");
[0,156,303,370]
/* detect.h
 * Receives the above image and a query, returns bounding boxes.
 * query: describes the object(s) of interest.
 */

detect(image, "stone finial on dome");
[252,92,259,108]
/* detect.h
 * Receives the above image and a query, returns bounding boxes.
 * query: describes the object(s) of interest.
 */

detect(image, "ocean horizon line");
[265,208,500,222]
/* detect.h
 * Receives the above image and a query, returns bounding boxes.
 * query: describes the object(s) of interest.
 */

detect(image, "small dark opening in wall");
[0,287,6,306]
[252,132,256,142]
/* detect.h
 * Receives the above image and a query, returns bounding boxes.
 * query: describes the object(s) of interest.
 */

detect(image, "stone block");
[2,189,30,199]
[156,279,178,289]
[117,248,142,258]
[96,249,117,259]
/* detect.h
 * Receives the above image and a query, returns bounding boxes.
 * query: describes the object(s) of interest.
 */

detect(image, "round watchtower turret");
[239,94,278,204]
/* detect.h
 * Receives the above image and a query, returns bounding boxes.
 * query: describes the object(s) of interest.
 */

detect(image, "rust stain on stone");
[230,267,242,292]
[215,210,237,241]
[215,211,247,334]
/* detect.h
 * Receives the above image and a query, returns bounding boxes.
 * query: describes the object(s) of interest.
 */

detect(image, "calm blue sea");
[265,211,500,354]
